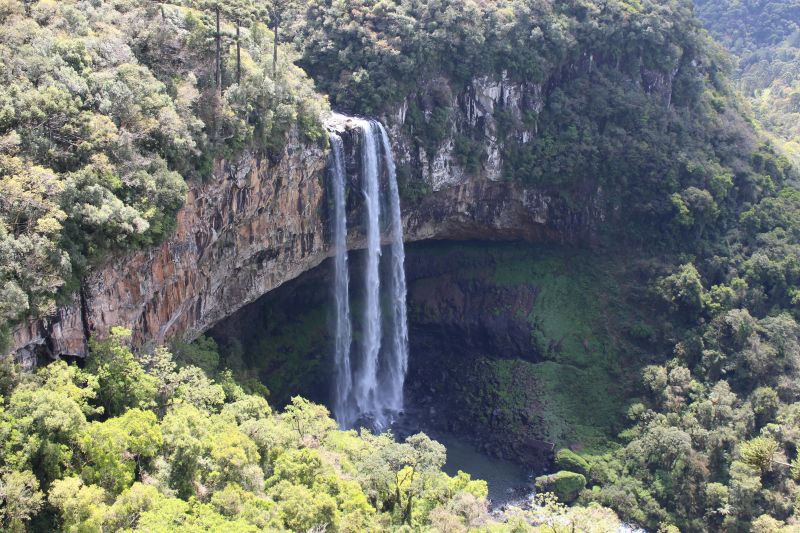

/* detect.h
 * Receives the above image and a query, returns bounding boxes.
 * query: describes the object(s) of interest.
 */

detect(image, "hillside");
[694,0,800,161]
[2,1,800,532]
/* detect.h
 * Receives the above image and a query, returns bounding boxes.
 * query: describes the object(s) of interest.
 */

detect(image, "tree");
[79,409,163,494]
[356,432,446,525]
[2,360,99,483]
[48,477,109,532]
[160,403,213,498]
[104,482,163,532]
[0,470,43,532]
[268,0,289,76]
[87,327,157,417]
[659,263,706,317]
[740,437,779,475]
[269,480,338,532]
[281,396,336,445]
[173,365,226,412]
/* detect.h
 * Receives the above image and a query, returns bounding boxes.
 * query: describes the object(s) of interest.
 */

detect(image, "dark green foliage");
[170,335,221,375]
[1,1,799,531]
[293,0,793,254]
[535,471,587,503]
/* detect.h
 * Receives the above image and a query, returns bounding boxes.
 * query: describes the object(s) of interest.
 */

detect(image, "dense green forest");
[2,0,800,531]
[0,0,326,348]
[1,327,627,531]
[695,0,800,162]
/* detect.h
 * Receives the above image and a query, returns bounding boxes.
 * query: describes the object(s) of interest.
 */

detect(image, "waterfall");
[354,119,384,425]
[329,132,354,427]
[328,116,409,431]
[378,123,409,415]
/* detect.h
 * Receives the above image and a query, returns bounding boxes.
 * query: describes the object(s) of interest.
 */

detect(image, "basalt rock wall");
[8,77,604,366]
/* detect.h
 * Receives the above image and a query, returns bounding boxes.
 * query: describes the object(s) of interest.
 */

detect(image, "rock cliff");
[8,78,603,366]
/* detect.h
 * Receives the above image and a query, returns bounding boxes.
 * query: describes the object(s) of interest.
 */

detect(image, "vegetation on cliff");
[0,0,326,347]
[2,0,800,531]
[291,0,795,246]
[289,3,800,529]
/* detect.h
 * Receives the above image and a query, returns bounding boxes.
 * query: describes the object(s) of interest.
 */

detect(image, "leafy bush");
[536,471,587,503]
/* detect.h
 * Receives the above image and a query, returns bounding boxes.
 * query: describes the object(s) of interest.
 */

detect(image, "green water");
[433,432,535,506]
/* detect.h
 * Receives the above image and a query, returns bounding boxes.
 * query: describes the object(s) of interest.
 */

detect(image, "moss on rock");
[535,470,587,502]
[555,449,590,475]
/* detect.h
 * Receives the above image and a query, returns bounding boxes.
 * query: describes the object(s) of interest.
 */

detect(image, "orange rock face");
[11,134,330,363]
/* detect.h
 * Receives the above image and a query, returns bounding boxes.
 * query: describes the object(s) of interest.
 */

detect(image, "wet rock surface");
[207,242,592,467]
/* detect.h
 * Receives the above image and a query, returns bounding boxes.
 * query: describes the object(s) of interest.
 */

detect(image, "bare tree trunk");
[236,19,241,85]
[215,6,222,94]
[272,21,279,77]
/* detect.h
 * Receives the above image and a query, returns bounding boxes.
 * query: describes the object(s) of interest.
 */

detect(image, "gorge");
[7,73,597,368]
[3,1,800,530]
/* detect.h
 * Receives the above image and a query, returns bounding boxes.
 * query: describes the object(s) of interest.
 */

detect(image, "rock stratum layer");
[8,79,602,366]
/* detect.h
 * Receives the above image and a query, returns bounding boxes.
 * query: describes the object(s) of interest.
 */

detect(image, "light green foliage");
[555,449,590,475]
[0,0,328,338]
[739,437,779,475]
[87,327,157,417]
[172,365,226,412]
[1,360,99,483]
[502,492,622,532]
[48,476,109,532]
[3,332,573,530]
[0,1,798,532]
[0,470,43,532]
[79,409,162,494]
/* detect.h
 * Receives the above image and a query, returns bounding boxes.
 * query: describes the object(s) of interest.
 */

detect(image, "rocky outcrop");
[10,131,329,367]
[8,77,603,365]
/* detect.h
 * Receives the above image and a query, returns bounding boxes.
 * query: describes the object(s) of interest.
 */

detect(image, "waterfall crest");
[328,117,410,431]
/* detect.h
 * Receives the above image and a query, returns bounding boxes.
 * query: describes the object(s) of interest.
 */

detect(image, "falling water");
[329,132,354,427]
[354,119,383,425]
[377,123,409,415]
[329,117,409,430]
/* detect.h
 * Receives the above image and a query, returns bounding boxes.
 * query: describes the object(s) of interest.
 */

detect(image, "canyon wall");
[7,77,603,367]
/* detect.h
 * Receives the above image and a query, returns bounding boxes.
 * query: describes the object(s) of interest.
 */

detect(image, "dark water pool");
[434,431,535,506]
[390,410,535,507]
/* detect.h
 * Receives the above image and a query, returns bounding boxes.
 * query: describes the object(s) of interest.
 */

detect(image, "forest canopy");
[695,0,800,162]
[0,328,625,532]
[2,0,800,532]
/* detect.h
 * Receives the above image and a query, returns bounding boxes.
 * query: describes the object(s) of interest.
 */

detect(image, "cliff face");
[8,78,603,366]
[11,132,329,368]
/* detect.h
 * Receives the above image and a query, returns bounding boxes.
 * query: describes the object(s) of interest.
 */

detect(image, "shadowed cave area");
[208,240,637,501]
